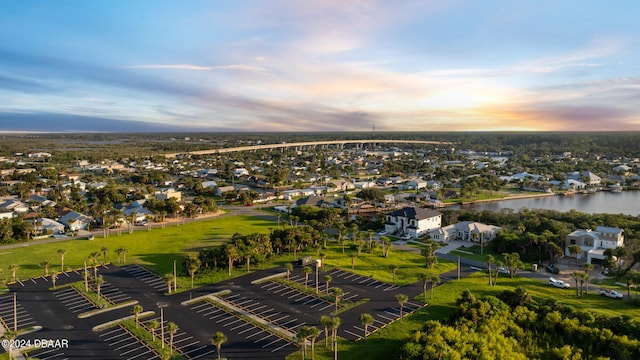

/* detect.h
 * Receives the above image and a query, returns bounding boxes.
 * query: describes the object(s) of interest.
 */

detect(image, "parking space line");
[230,322,252,331]
[256,333,275,342]
[238,326,256,335]
[318,303,334,311]
[224,318,244,326]
[246,329,266,339]
[345,329,361,338]
[181,345,208,357]
[263,337,284,347]
[378,314,396,322]
[273,342,293,352]
[127,348,155,360]
[188,349,216,360]
[271,286,289,294]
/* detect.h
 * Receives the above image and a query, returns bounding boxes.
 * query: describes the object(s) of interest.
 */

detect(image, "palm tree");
[8,264,18,282]
[2,329,18,360]
[359,313,374,337]
[88,251,100,277]
[331,287,343,312]
[121,248,128,263]
[148,320,159,341]
[226,244,240,276]
[350,253,357,271]
[584,263,594,294]
[185,255,201,288]
[57,249,66,271]
[100,246,108,263]
[486,254,495,286]
[295,326,310,360]
[211,331,227,360]
[320,315,332,348]
[396,293,408,321]
[285,263,293,281]
[568,245,582,265]
[418,273,429,302]
[429,275,440,299]
[571,271,581,297]
[164,274,174,294]
[39,260,51,276]
[95,275,104,297]
[83,268,89,292]
[329,316,341,360]
[132,305,143,328]
[390,264,399,285]
[380,236,391,257]
[167,322,178,353]
[303,265,312,287]
[324,275,332,293]
[51,273,57,289]
[307,326,320,360]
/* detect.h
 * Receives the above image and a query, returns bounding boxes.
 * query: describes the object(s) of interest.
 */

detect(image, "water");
[452,191,640,216]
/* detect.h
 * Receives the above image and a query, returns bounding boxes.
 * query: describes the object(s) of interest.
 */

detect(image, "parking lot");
[3,262,436,359]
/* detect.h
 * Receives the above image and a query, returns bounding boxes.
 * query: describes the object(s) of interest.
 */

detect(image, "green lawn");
[0,215,274,289]
[288,272,640,360]
[312,242,457,286]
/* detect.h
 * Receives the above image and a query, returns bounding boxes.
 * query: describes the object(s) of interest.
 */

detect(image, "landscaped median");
[182,290,301,344]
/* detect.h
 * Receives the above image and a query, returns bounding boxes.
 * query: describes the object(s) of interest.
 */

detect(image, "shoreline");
[438,191,557,207]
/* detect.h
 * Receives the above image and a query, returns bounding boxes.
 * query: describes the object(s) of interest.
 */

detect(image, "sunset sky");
[1,1,639,132]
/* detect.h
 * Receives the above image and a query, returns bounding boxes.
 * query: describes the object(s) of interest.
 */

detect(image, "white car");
[401,234,412,240]
[378,230,388,236]
[600,288,623,299]
[549,277,570,289]
[497,267,509,274]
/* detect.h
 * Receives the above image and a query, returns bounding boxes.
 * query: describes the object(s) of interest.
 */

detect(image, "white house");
[567,171,601,186]
[429,221,502,244]
[384,207,442,238]
[565,226,624,264]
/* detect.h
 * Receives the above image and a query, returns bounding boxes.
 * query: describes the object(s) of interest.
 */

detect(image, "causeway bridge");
[164,139,452,157]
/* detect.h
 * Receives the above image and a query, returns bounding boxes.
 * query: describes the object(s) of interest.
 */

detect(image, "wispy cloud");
[126,64,266,72]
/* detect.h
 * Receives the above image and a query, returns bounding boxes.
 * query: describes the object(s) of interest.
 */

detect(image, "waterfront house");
[429,221,502,244]
[565,226,624,264]
[384,206,442,239]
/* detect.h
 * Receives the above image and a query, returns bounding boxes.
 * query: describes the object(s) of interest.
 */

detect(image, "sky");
[1,0,640,133]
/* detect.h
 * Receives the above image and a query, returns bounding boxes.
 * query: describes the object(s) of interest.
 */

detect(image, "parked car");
[401,234,412,240]
[545,264,560,274]
[599,288,623,299]
[378,230,388,236]
[497,267,509,274]
[549,277,570,289]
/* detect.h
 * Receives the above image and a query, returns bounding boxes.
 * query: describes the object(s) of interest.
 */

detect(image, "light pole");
[173,260,177,292]
[157,302,168,349]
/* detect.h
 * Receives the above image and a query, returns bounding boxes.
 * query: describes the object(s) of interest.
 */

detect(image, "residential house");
[38,218,66,235]
[567,171,601,186]
[565,226,624,264]
[429,221,502,244]
[59,210,94,232]
[0,199,29,214]
[0,207,12,220]
[155,188,182,201]
[384,207,442,238]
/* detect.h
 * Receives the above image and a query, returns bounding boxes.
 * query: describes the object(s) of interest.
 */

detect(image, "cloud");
[127,64,266,72]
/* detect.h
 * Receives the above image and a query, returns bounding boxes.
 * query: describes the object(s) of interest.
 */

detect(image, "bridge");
[164,139,452,158]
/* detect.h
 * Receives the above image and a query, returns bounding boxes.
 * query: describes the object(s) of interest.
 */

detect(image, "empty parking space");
[98,325,160,360]
[189,301,296,355]
[53,287,97,314]
[0,294,36,330]
[122,264,171,293]
[259,280,334,311]
[325,268,399,291]
[88,279,131,304]
[23,347,67,360]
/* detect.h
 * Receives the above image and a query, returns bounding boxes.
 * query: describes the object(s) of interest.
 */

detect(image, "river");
[451,191,640,216]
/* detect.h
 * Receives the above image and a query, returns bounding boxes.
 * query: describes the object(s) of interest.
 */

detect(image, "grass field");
[0,215,274,289]
[288,271,640,360]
